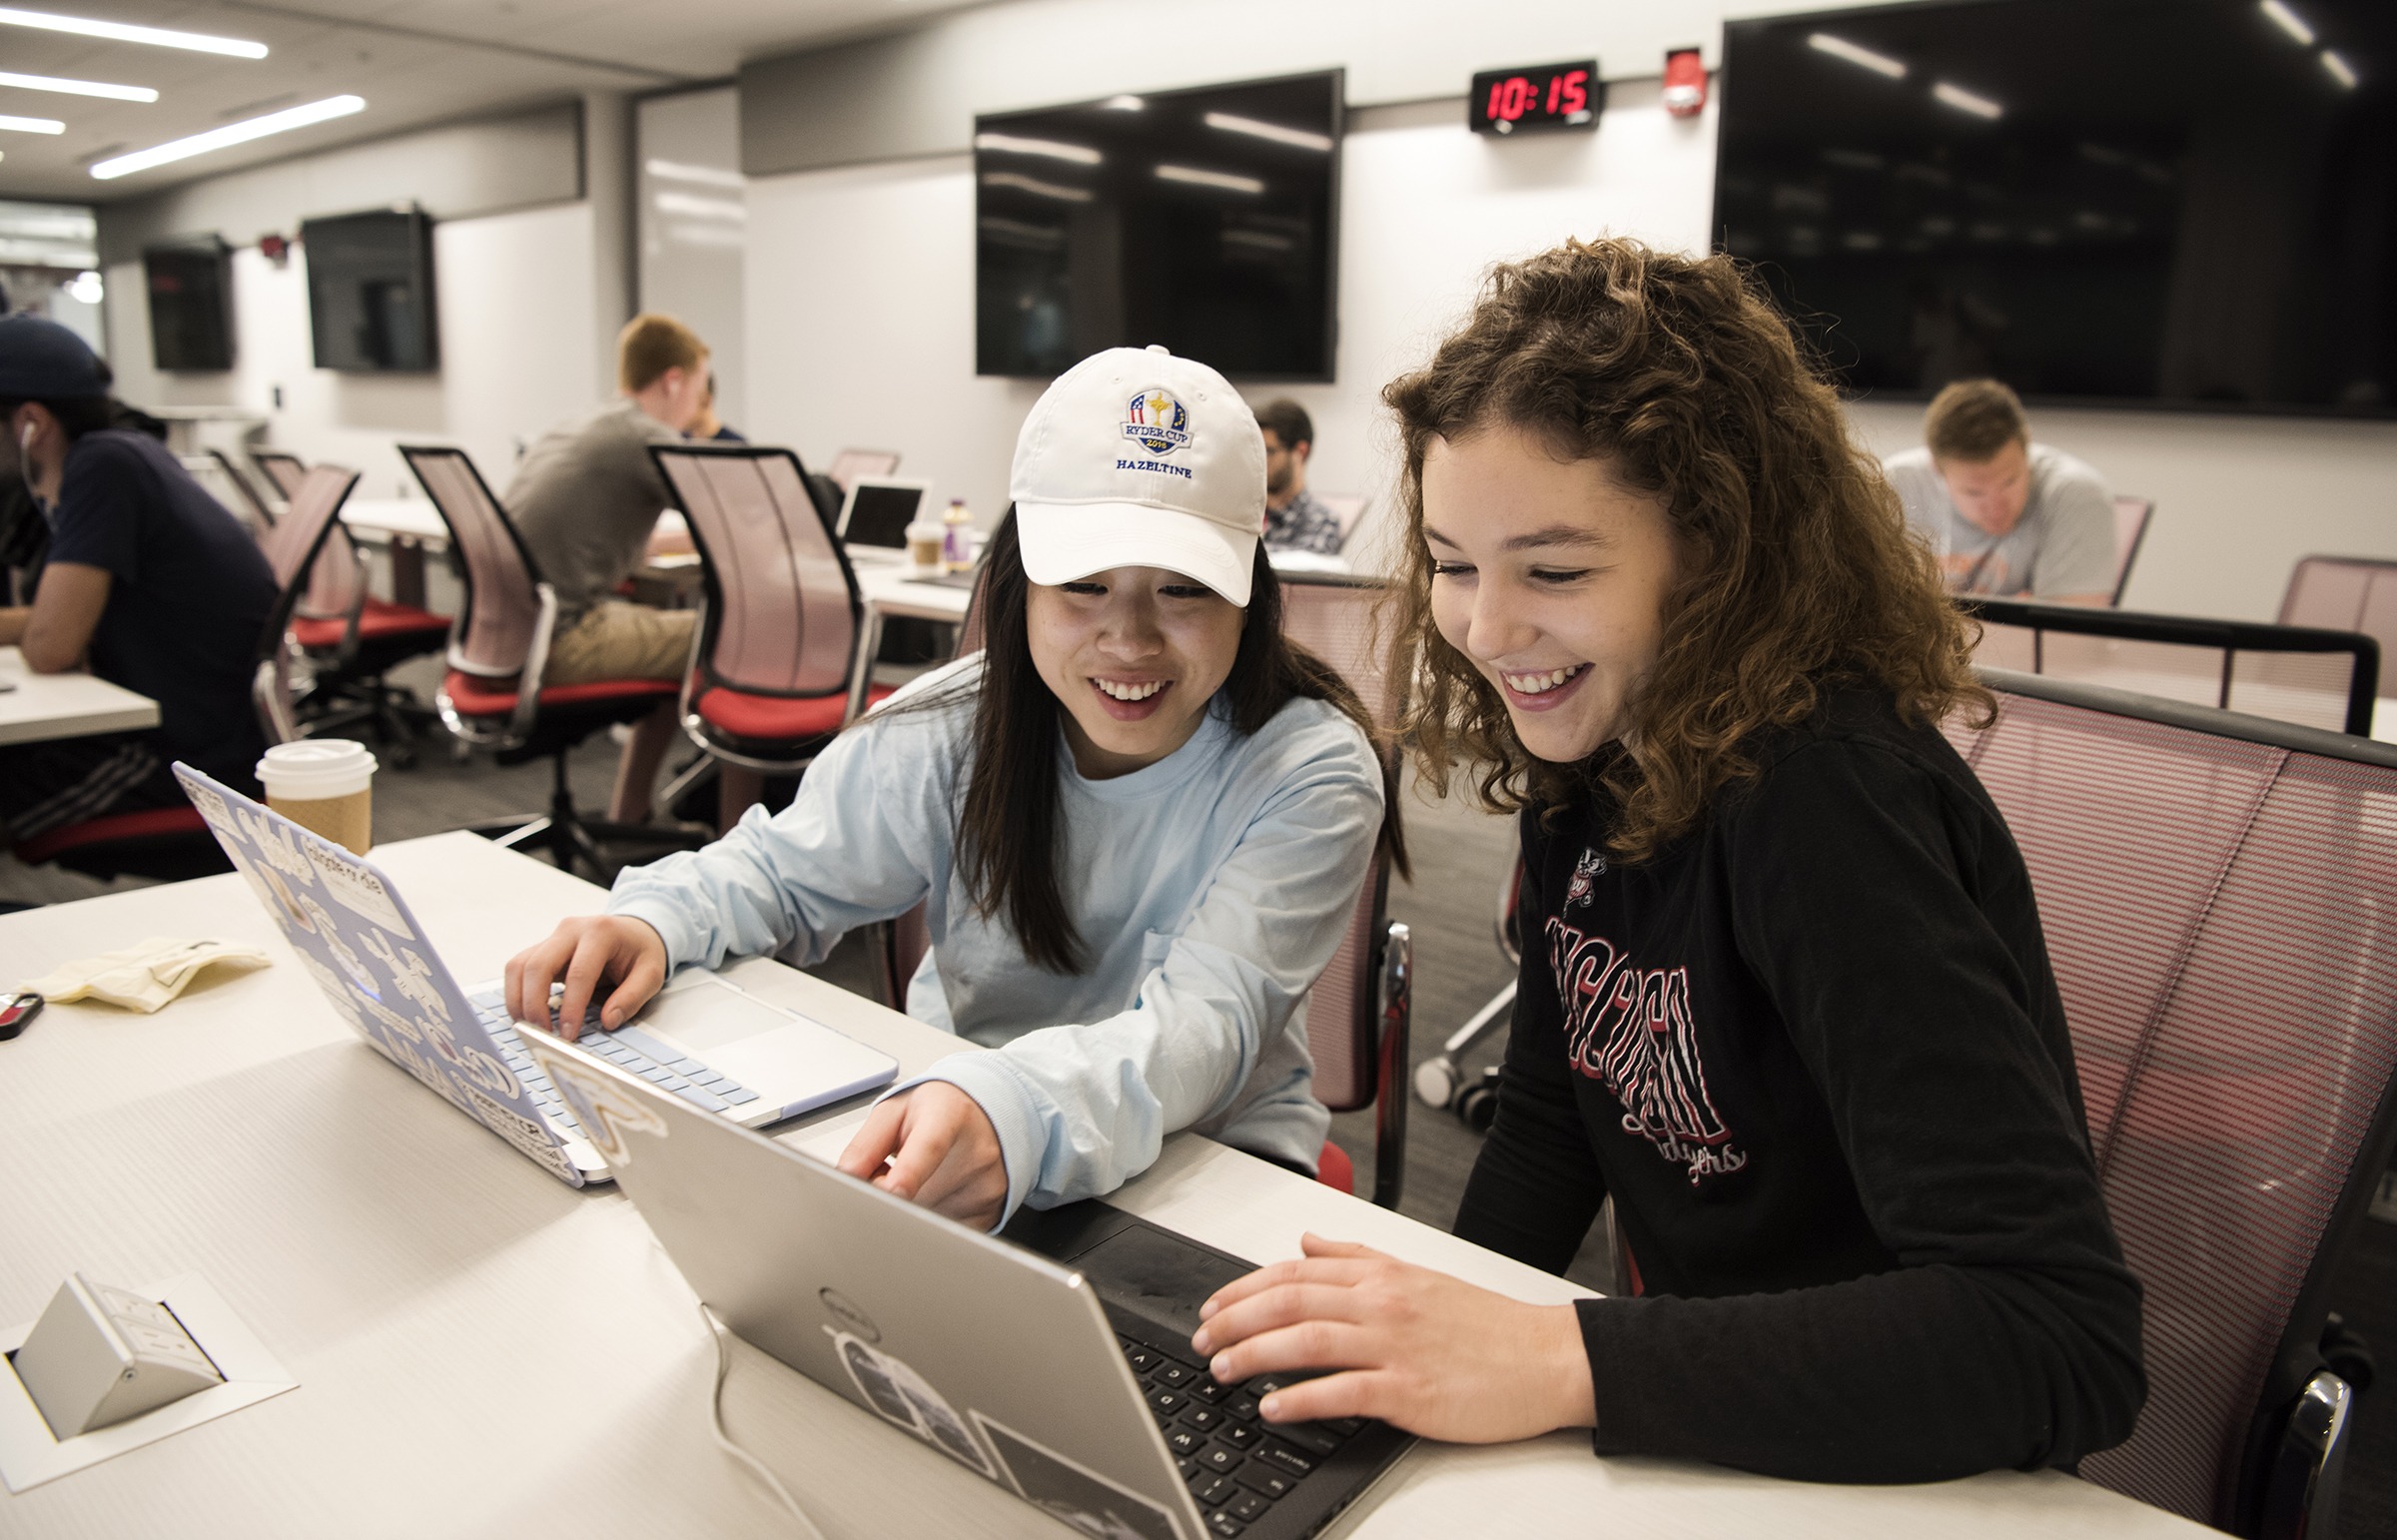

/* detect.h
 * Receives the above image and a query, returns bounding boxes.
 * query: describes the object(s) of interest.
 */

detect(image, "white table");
[0,835,2211,1539]
[0,648,159,747]
[853,558,975,625]
[2374,697,2395,744]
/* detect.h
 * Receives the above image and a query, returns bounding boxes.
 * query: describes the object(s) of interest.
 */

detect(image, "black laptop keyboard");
[1117,1327,1364,1537]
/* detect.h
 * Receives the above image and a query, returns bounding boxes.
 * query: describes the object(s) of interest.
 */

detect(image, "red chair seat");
[1314,1140,1353,1195]
[292,598,449,651]
[692,683,895,743]
[442,668,677,720]
[15,806,208,864]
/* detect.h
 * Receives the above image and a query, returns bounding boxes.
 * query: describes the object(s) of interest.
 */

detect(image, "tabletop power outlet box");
[8,1274,224,1439]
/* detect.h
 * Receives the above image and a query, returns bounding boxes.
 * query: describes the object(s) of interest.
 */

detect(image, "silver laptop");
[172,764,899,1187]
[524,1029,1413,1538]
[838,475,931,561]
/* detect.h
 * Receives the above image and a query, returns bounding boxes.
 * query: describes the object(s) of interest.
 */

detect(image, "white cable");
[701,1302,828,1539]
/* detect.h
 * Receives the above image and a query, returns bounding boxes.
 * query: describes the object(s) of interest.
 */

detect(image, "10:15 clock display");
[1469,60,1605,136]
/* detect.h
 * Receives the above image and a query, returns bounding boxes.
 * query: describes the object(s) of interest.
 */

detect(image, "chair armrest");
[2259,1370,2353,1540]
[845,605,886,726]
[1371,920,1411,1209]
[508,582,560,748]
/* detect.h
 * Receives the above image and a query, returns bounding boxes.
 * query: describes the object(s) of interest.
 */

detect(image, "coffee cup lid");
[257,740,378,799]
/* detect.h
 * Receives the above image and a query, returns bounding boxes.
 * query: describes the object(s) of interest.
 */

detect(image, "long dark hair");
[895,511,1404,974]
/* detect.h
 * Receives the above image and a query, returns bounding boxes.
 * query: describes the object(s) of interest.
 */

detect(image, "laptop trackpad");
[1079,1225,1254,1344]
[638,977,785,1052]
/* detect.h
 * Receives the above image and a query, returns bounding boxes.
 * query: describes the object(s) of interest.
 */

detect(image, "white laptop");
[172,764,899,1187]
[838,475,932,562]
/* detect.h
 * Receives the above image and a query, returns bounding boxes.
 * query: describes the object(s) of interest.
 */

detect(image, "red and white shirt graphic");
[1547,907,1747,1185]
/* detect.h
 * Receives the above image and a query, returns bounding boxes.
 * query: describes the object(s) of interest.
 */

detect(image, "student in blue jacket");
[506,346,1400,1230]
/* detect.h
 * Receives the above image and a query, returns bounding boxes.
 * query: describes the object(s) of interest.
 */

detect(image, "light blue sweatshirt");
[606,655,1382,1222]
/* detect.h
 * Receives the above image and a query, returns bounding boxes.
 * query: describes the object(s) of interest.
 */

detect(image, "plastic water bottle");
[941,498,973,573]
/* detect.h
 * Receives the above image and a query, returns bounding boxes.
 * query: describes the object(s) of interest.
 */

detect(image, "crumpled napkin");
[18,937,273,1014]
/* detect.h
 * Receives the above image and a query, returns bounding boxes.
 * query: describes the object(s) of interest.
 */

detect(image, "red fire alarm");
[258,233,291,268]
[1663,48,1708,117]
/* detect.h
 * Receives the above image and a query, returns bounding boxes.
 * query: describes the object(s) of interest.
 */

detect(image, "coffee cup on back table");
[257,741,378,855]
[904,520,946,574]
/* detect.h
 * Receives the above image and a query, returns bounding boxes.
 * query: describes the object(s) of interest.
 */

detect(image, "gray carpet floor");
[7,710,2390,1531]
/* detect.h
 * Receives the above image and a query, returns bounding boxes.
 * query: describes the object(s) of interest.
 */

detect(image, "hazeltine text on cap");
[0,315,111,401]
[1010,345,1266,607]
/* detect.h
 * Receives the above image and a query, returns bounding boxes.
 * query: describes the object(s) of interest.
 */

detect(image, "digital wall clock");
[1469,60,1603,135]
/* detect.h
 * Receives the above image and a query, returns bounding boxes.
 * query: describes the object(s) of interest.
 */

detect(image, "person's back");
[1885,379,2114,604]
[54,429,277,786]
[505,396,684,621]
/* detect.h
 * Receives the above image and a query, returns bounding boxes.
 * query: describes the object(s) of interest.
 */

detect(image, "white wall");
[106,201,600,495]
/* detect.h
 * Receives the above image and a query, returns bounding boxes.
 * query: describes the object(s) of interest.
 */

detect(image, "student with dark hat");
[0,315,278,850]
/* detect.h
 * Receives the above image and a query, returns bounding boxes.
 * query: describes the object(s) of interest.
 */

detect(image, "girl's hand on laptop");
[837,1082,1008,1231]
[1188,1233,1595,1443]
[503,916,668,1039]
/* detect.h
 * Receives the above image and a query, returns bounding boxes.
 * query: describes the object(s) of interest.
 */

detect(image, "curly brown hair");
[1383,237,1990,861]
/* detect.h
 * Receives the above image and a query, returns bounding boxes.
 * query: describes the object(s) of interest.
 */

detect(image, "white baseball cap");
[1011,345,1265,607]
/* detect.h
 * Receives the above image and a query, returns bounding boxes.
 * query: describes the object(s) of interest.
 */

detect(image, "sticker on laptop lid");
[829,1330,997,1481]
[305,840,414,939]
[972,1409,1187,1539]
[526,1042,666,1165]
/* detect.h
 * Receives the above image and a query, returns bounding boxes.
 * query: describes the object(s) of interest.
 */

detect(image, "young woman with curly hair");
[1190,239,2146,1483]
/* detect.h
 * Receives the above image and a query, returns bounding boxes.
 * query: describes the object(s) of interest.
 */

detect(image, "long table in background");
[0,647,159,747]
[0,833,2212,1538]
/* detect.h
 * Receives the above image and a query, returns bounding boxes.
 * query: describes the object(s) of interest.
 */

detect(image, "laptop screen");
[845,482,925,549]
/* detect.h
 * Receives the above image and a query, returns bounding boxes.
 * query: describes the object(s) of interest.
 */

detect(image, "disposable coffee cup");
[904,519,946,573]
[257,741,378,855]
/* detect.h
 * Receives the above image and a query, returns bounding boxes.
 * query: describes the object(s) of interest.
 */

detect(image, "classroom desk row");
[0,833,2213,1538]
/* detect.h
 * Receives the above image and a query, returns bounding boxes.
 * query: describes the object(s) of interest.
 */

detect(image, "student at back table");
[1884,378,2115,604]
[505,312,713,824]
[0,316,277,848]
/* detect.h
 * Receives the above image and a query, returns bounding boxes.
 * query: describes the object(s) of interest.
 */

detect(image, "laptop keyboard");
[467,991,762,1131]
[1118,1326,1363,1537]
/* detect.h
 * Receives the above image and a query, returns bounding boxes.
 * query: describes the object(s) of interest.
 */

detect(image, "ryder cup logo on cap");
[1012,345,1267,607]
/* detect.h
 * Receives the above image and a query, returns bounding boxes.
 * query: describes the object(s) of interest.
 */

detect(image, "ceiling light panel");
[0,113,66,134]
[0,69,157,102]
[91,94,364,180]
[0,6,268,58]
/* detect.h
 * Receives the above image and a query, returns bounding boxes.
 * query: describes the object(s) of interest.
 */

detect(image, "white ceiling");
[0,0,982,205]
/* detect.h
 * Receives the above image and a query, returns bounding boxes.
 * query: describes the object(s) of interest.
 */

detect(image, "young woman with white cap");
[506,345,1401,1231]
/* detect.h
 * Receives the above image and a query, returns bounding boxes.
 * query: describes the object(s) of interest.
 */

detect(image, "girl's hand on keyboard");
[504,916,669,1038]
[838,1082,1008,1231]
[1189,1233,1596,1443]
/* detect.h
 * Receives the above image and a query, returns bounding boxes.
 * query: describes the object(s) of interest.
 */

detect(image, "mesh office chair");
[1944,669,2397,1536]
[2110,495,2153,606]
[251,449,308,504]
[648,445,893,799]
[400,443,695,878]
[207,448,278,531]
[2279,557,2397,685]
[1966,597,2380,736]
[1275,571,1413,1207]
[250,463,365,744]
[825,448,900,492]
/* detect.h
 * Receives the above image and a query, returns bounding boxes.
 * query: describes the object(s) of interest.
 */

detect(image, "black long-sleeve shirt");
[1453,688,2145,1483]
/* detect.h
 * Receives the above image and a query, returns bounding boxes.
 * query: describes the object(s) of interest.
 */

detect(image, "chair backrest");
[1945,670,2397,1529]
[208,448,276,528]
[256,464,363,637]
[2279,556,2397,669]
[2109,495,2152,606]
[826,448,900,492]
[400,443,544,678]
[252,449,309,502]
[651,444,862,700]
[1279,573,1398,1111]
[1966,597,2380,736]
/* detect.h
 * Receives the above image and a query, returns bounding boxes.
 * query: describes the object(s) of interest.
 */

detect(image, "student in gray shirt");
[505,314,711,822]
[1883,379,2115,605]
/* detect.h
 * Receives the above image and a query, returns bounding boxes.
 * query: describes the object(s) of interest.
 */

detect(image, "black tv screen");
[1717,0,2397,414]
[977,71,1341,380]
[302,208,437,373]
[143,239,233,373]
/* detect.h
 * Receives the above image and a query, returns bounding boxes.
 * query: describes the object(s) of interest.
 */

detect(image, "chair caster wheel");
[1413,1055,1460,1109]
[1455,1067,1502,1133]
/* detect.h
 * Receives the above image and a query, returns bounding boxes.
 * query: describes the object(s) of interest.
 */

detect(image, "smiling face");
[1026,565,1245,779]
[1421,424,1682,765]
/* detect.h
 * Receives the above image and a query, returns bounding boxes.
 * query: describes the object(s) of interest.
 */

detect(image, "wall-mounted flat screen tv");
[1717,0,2397,414]
[302,207,437,373]
[976,71,1341,381]
[143,238,234,372]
